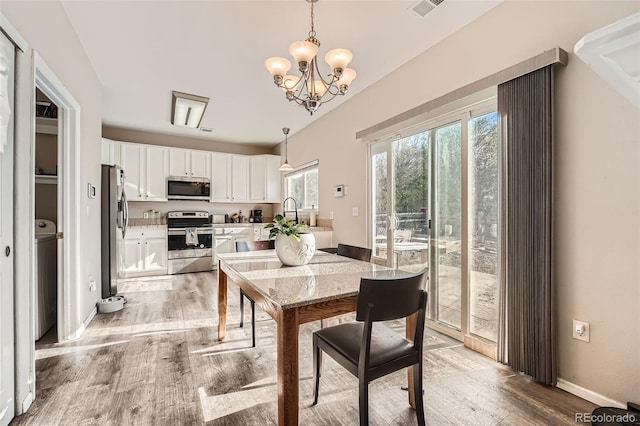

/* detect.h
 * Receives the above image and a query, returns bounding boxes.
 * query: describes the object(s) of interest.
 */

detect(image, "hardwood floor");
[13,272,595,425]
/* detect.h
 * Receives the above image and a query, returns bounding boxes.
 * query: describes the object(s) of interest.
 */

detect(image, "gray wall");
[284,0,640,405]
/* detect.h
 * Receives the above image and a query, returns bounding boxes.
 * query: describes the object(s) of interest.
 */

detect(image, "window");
[284,161,318,210]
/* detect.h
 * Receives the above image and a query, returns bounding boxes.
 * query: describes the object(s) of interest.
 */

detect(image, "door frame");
[366,96,498,345]
[34,52,81,342]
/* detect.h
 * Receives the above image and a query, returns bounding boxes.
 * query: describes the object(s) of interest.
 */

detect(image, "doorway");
[33,54,82,344]
[369,99,499,348]
[34,88,59,342]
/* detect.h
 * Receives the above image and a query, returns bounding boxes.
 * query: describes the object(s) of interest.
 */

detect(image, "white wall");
[3,0,103,334]
[285,0,640,405]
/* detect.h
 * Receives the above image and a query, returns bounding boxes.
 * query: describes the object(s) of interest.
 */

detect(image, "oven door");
[168,228,213,252]
[167,228,214,274]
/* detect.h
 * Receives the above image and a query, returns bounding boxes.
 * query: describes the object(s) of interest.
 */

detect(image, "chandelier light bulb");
[289,41,318,71]
[307,80,327,97]
[280,75,300,93]
[337,68,357,91]
[325,49,352,74]
[265,57,292,79]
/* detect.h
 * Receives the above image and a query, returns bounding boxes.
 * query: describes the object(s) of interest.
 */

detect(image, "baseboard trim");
[20,391,34,414]
[557,378,625,409]
[69,307,97,340]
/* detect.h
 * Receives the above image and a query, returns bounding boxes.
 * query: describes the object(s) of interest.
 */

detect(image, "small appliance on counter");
[211,214,226,224]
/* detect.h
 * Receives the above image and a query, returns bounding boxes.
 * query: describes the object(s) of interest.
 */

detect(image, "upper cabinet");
[104,138,279,203]
[211,152,231,202]
[169,148,211,179]
[101,138,121,166]
[119,142,169,201]
[231,155,250,202]
[250,155,281,203]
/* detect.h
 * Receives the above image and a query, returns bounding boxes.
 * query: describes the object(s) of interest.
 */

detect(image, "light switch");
[352,207,359,217]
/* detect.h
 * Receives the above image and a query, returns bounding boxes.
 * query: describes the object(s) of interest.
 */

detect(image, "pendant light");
[279,127,294,171]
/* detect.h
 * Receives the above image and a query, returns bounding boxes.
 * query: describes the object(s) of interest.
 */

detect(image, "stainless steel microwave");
[167,176,211,201]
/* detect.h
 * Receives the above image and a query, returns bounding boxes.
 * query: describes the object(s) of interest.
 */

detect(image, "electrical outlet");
[329,211,334,220]
[352,207,359,217]
[573,320,590,342]
[89,274,97,292]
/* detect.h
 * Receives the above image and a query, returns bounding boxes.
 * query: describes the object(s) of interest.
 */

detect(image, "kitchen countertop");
[128,218,166,226]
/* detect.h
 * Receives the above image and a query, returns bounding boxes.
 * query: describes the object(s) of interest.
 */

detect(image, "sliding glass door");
[371,132,430,273]
[431,121,462,329]
[369,102,499,344]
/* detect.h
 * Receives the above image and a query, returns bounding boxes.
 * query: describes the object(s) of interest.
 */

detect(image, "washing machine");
[35,219,57,340]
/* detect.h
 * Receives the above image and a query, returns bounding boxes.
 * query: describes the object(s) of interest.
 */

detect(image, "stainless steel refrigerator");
[101,164,128,299]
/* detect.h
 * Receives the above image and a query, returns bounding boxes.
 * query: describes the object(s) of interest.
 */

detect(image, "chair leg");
[250,299,256,348]
[359,377,369,426]
[413,362,425,426]
[312,338,322,405]
[239,289,244,328]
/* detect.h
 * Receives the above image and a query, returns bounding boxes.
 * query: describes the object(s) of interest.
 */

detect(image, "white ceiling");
[61,0,501,147]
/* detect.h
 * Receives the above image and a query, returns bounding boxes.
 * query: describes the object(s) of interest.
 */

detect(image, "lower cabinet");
[121,227,168,277]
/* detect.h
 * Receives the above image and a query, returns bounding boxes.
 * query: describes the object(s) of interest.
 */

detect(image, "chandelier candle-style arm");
[264,0,356,115]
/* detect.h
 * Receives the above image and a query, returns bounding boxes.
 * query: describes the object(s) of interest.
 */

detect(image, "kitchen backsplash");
[128,201,332,227]
[128,201,275,222]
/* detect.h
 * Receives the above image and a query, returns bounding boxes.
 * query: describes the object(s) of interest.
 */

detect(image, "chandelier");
[264,0,356,115]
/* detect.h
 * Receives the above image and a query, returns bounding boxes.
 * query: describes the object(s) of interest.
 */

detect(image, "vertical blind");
[497,65,556,385]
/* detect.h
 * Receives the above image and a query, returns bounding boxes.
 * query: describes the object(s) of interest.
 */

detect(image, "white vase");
[275,233,316,266]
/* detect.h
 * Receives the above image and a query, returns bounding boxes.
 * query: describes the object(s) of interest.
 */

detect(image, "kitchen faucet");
[282,197,299,224]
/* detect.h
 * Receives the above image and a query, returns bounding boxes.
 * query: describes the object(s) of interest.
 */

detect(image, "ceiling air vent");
[411,0,443,17]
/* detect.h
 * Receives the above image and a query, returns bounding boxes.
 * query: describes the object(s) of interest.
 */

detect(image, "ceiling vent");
[410,0,443,17]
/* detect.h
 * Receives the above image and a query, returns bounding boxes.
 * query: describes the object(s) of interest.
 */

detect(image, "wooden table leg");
[217,265,228,341]
[406,312,417,408]
[277,308,299,426]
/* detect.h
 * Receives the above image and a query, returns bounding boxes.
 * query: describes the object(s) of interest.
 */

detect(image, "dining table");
[216,249,420,426]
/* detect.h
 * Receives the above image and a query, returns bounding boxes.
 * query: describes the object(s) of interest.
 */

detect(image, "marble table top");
[216,250,415,309]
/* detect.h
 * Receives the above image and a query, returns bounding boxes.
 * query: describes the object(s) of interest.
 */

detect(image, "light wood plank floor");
[12,272,595,425]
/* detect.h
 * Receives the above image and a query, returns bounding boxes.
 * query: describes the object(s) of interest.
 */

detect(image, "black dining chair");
[312,268,428,426]
[337,243,372,262]
[235,239,274,347]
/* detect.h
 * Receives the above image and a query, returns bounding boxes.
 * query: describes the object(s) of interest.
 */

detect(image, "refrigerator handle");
[122,190,129,238]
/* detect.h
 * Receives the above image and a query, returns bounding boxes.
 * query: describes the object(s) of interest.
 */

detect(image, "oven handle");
[168,227,213,236]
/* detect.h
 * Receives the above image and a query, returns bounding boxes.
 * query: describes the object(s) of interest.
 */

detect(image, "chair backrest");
[337,243,372,262]
[235,240,275,252]
[356,268,427,322]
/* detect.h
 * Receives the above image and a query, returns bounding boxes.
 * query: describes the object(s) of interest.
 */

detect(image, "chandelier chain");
[309,0,316,38]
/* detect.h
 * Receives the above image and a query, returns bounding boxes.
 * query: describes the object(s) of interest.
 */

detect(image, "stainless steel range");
[167,211,213,274]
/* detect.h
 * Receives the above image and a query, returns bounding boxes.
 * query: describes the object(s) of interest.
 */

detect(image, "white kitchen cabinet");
[231,155,250,202]
[211,152,231,202]
[190,151,210,178]
[101,138,121,166]
[120,142,145,200]
[213,225,253,268]
[250,155,281,203]
[120,142,169,201]
[121,227,167,277]
[145,146,169,201]
[253,224,271,241]
[169,148,210,178]
[250,156,267,201]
